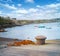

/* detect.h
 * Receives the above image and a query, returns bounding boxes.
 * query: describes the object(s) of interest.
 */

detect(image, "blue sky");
[0,0,60,20]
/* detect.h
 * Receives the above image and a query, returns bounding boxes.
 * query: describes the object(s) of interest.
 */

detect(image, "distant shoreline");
[0,21,60,29]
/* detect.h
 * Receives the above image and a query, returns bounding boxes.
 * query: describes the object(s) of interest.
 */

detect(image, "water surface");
[0,22,60,41]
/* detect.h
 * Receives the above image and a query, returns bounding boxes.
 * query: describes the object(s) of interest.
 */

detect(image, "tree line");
[0,16,60,28]
[0,16,16,28]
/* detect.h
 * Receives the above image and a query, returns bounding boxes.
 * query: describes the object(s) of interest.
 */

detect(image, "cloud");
[18,4,22,7]
[29,8,38,12]
[0,3,60,20]
[5,4,17,10]
[0,4,17,10]
[12,8,38,14]
[45,3,60,8]
[25,0,34,3]
[36,5,41,8]
[15,9,28,14]
[0,11,2,14]
[0,0,13,3]
[6,0,13,3]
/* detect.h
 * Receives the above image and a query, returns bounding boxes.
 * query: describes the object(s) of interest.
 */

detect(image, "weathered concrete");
[0,40,60,56]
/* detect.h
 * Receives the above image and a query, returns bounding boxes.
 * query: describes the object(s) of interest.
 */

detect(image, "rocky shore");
[0,24,22,32]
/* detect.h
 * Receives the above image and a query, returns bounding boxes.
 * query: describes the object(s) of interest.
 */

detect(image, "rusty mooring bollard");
[35,35,47,45]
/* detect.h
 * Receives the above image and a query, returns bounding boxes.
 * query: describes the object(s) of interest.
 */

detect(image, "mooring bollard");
[35,35,47,45]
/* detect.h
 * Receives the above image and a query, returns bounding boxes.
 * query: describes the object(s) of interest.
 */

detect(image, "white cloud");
[0,4,17,10]
[7,0,13,3]
[18,4,22,7]
[36,5,41,8]
[0,11,2,14]
[16,10,28,14]
[12,8,38,14]
[46,3,60,8]
[0,0,13,3]
[0,3,60,20]
[29,8,38,12]
[15,9,28,14]
[4,4,17,10]
[25,0,34,3]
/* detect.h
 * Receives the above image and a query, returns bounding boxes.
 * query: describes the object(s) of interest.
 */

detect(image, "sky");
[0,0,60,20]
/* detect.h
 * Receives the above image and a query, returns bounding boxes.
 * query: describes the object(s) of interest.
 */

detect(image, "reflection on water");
[0,22,60,41]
